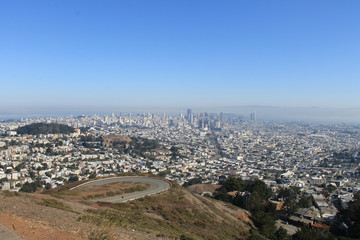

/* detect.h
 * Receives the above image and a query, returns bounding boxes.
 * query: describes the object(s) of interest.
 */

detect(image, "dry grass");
[78,185,250,240]
[51,182,149,201]
[2,190,20,197]
[39,199,78,214]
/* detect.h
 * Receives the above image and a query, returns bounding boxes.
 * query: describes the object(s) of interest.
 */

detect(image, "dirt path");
[0,213,82,240]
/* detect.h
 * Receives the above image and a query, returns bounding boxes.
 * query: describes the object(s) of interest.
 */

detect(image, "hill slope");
[0,183,251,240]
[15,123,75,135]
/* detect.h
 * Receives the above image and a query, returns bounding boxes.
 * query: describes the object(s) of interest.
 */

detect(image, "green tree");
[293,226,336,240]
[249,229,270,240]
[15,163,24,171]
[298,195,313,208]
[247,179,273,201]
[20,181,41,193]
[68,175,79,183]
[222,176,244,192]
[157,169,170,177]
[183,178,203,187]
[89,172,97,179]
[273,227,291,240]
[338,191,360,238]
[277,186,303,215]
[29,171,36,179]
[326,184,337,193]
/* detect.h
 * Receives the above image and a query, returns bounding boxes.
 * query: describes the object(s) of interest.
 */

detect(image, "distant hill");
[15,123,75,135]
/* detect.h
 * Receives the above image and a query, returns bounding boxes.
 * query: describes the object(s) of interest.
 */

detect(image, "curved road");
[70,176,171,203]
[0,224,23,240]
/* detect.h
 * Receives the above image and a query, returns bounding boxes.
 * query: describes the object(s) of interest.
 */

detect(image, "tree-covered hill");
[15,123,75,135]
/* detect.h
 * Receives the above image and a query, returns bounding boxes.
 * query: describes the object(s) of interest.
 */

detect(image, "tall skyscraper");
[187,108,192,123]
[250,112,256,121]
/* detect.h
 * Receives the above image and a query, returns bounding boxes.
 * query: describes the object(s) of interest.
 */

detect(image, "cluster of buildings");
[0,111,359,224]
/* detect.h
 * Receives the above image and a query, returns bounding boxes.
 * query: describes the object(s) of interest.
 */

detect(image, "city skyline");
[1,1,359,112]
[1,105,360,124]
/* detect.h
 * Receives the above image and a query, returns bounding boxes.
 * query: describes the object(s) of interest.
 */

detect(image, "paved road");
[0,224,23,240]
[70,176,171,203]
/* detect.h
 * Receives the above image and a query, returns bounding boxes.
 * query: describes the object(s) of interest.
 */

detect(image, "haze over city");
[1,0,359,122]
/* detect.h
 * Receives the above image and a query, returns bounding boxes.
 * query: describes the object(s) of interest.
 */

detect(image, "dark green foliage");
[14,162,25,171]
[128,137,160,157]
[297,195,313,208]
[212,189,232,202]
[89,172,97,179]
[29,171,36,179]
[337,237,359,240]
[202,193,212,198]
[246,179,273,201]
[16,123,75,135]
[273,227,291,240]
[249,229,270,240]
[170,146,183,159]
[68,175,79,183]
[337,191,360,239]
[20,181,41,192]
[250,202,278,239]
[0,178,7,183]
[157,169,170,177]
[170,146,179,153]
[277,186,311,215]
[215,177,279,239]
[221,175,244,192]
[326,184,337,193]
[183,178,202,187]
[293,226,337,240]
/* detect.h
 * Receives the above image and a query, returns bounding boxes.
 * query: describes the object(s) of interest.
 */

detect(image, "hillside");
[0,183,251,240]
[15,123,75,135]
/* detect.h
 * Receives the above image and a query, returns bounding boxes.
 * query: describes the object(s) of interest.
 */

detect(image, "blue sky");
[0,0,359,111]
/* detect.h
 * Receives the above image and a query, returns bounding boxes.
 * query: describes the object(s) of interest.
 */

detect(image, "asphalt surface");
[0,224,23,240]
[70,176,171,203]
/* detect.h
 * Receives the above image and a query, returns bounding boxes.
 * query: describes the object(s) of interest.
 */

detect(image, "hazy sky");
[0,0,359,110]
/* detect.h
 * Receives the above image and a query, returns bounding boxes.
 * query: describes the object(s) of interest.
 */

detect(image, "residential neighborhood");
[0,112,359,231]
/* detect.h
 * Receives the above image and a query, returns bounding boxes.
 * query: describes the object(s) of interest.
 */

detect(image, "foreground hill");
[0,182,251,240]
[15,123,75,135]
